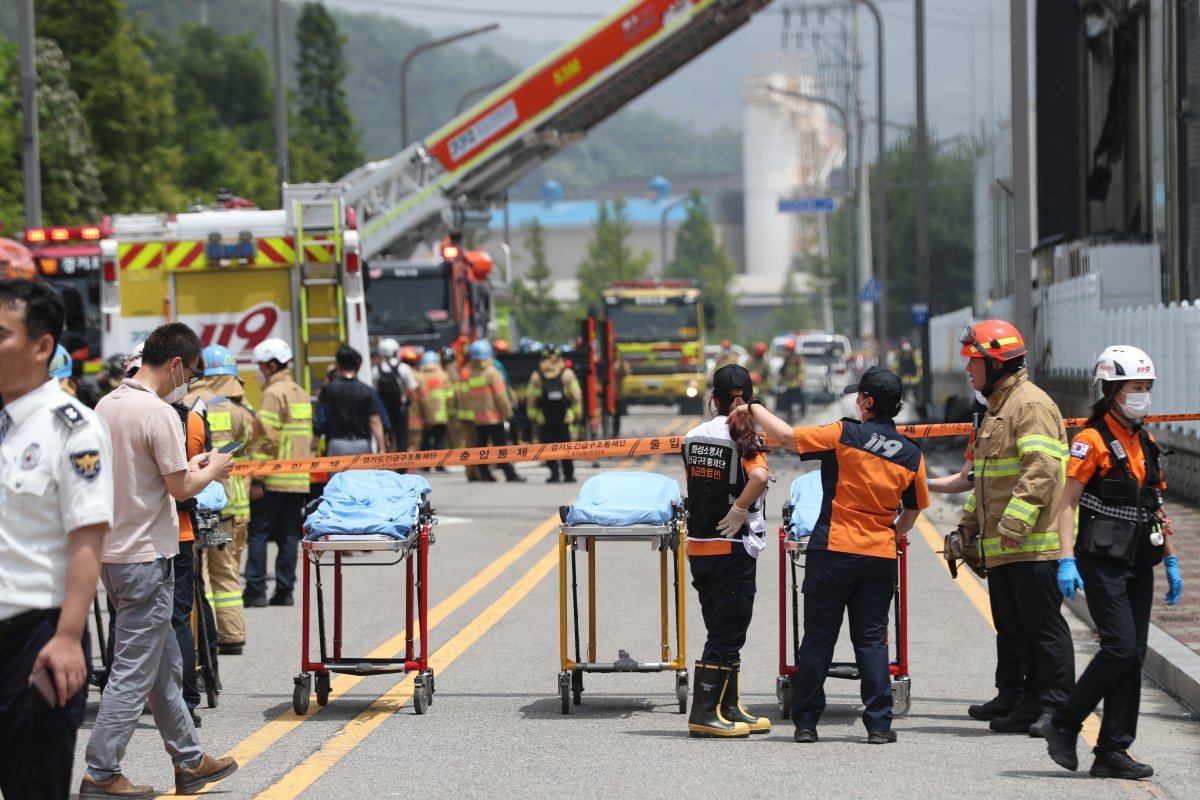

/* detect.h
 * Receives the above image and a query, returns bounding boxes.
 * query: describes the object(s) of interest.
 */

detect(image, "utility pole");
[1010,0,1034,376]
[853,1,888,355]
[18,0,41,228]
[914,0,932,415]
[272,0,289,193]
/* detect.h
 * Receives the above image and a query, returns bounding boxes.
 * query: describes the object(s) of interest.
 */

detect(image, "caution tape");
[231,412,1200,477]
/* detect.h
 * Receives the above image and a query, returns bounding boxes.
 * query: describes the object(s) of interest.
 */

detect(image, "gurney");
[293,471,437,715]
[556,472,688,714]
[775,471,912,718]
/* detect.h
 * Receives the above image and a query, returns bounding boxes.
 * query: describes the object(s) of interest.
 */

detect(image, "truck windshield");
[607,300,699,343]
[367,275,451,335]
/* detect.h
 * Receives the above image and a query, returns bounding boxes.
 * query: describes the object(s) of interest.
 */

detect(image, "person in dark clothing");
[317,346,386,456]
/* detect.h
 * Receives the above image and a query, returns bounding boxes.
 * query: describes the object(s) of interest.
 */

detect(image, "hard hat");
[440,347,458,366]
[958,320,1027,361]
[493,337,510,353]
[1093,345,1155,384]
[721,339,731,349]
[253,338,293,365]
[421,350,440,367]
[468,338,493,361]
[49,344,72,380]
[400,346,420,365]
[783,339,796,352]
[753,341,767,356]
[377,338,401,358]
[203,344,238,377]
[543,343,560,358]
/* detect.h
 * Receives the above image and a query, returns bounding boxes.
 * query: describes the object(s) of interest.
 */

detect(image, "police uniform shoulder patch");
[71,451,102,481]
[53,403,87,429]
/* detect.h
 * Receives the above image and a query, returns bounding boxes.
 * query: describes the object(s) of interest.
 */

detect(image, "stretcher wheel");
[422,671,434,707]
[413,674,429,715]
[675,670,688,714]
[315,673,331,707]
[776,677,793,719]
[571,670,584,706]
[891,677,911,718]
[293,674,312,716]
[558,672,572,715]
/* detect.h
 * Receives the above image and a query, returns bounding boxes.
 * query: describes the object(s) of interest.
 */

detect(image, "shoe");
[546,475,561,483]
[687,661,750,738]
[435,467,446,472]
[989,704,1041,734]
[1043,720,1079,771]
[189,708,202,728]
[506,473,527,483]
[243,592,267,608]
[867,729,897,745]
[79,774,156,798]
[794,728,818,743]
[1027,712,1052,739]
[480,474,498,482]
[268,592,294,606]
[563,476,577,483]
[718,662,770,734]
[175,753,238,794]
[218,642,244,656]
[1089,750,1154,780]
[968,692,1018,721]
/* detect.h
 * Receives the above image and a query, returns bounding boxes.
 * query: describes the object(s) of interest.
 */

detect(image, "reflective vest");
[250,370,312,493]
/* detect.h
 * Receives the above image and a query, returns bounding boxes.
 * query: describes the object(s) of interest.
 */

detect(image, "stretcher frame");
[292,503,437,715]
[556,503,688,714]
[775,503,912,719]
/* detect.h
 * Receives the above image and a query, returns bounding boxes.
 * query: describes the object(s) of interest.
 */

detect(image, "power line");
[330,0,603,21]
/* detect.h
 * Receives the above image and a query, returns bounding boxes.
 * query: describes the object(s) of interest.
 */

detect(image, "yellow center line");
[256,546,560,799]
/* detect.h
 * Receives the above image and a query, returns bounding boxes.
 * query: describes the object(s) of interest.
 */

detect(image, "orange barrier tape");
[231,412,1200,476]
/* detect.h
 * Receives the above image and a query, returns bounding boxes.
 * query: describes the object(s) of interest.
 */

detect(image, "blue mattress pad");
[305,471,431,540]
[565,472,682,527]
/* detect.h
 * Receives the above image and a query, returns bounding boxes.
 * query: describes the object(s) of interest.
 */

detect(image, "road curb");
[1064,594,1200,714]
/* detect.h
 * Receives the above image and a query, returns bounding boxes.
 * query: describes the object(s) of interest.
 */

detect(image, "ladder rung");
[306,317,341,325]
[307,355,336,364]
[303,278,339,286]
[307,334,341,343]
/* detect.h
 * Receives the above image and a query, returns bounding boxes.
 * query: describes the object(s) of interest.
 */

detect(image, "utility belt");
[1076,485,1164,568]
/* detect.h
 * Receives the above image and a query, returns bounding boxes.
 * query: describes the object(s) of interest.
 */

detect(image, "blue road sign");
[777,197,837,214]
[860,276,881,303]
[911,303,930,325]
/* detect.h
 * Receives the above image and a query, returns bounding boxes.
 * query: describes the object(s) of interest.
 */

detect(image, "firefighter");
[777,339,807,422]
[527,344,582,483]
[416,350,450,460]
[953,320,1074,737]
[48,343,77,397]
[744,341,771,394]
[896,339,921,403]
[184,345,254,655]
[465,339,525,483]
[245,339,312,608]
[713,339,740,371]
[1043,346,1184,780]
[400,346,424,452]
[374,338,416,453]
[682,364,770,739]
[451,349,483,482]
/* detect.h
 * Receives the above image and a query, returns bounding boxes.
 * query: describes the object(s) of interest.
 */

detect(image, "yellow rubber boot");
[688,662,751,738]
[720,662,771,734]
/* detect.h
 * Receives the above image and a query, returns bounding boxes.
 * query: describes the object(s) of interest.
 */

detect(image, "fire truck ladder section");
[290,197,346,394]
[287,0,772,260]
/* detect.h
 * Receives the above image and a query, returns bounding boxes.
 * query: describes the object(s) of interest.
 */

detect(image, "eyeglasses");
[181,361,201,387]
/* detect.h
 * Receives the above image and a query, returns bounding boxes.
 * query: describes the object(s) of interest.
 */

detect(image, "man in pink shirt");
[81,323,238,799]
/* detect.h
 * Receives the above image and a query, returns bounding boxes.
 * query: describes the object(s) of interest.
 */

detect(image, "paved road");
[72,399,1200,798]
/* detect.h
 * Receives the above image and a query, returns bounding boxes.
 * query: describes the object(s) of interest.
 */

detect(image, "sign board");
[911,303,930,325]
[859,276,881,303]
[777,197,837,215]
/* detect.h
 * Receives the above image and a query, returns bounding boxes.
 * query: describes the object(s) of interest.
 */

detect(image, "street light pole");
[18,0,40,228]
[401,23,499,147]
[1010,0,1034,376]
[853,0,888,352]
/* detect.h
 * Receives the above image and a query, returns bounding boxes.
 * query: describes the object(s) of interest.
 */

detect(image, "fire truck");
[21,224,106,368]
[603,281,710,414]
[98,199,366,401]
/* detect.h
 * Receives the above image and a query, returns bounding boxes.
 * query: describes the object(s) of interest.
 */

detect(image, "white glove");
[716,503,750,538]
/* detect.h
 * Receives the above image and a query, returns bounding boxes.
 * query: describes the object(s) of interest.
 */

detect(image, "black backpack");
[537,369,568,424]
[376,361,406,411]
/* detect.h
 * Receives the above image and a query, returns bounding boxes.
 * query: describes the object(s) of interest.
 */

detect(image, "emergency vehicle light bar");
[24,225,104,244]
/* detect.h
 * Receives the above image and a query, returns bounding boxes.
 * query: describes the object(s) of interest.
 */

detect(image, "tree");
[513,218,563,343]
[769,268,814,334]
[576,196,652,312]
[665,190,739,339]
[292,1,363,180]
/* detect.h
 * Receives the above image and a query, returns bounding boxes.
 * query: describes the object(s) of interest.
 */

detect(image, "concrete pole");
[1010,0,1034,376]
[915,0,932,413]
[18,0,41,228]
[272,0,289,192]
[854,1,888,352]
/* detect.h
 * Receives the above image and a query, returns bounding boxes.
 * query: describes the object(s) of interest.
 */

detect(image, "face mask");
[163,364,187,405]
[1120,392,1151,420]
[855,398,868,422]
[974,390,988,407]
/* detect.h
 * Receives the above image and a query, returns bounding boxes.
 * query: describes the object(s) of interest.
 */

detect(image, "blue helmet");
[420,350,440,367]
[203,344,238,377]
[49,344,72,380]
[468,338,493,361]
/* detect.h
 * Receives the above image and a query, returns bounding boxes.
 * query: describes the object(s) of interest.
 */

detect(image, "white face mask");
[974,390,988,407]
[1120,392,1152,420]
[855,398,869,422]
[163,364,187,405]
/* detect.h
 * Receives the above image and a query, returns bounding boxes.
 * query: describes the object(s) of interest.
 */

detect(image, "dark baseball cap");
[713,363,754,403]
[843,366,903,413]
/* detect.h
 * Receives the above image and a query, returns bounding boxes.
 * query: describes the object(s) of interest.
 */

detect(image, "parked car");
[769,332,853,397]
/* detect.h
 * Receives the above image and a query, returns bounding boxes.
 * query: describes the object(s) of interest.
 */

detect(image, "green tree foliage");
[292,1,362,180]
[512,218,564,343]
[769,269,814,334]
[0,42,23,229]
[665,190,738,339]
[576,196,652,312]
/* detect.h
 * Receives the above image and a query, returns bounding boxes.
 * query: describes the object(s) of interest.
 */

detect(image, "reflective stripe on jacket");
[466,361,513,426]
[249,370,312,493]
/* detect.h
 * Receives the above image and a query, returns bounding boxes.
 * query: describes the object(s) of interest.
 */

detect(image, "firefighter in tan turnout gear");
[465,339,525,483]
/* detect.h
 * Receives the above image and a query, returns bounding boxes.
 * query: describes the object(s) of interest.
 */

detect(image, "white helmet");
[1093,345,1155,383]
[377,338,401,358]
[253,338,293,365]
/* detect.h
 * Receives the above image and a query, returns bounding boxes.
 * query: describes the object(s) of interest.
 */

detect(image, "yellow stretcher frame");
[556,506,688,715]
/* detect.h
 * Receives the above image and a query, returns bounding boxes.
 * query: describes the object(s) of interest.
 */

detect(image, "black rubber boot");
[719,662,770,734]
[688,662,750,738]
[968,691,1018,721]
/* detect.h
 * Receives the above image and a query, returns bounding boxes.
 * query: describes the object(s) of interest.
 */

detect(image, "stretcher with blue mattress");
[293,471,438,715]
[776,472,912,719]
[556,472,689,715]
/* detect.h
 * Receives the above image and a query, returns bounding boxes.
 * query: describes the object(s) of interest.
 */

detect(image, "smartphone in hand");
[31,669,57,707]
[218,441,245,457]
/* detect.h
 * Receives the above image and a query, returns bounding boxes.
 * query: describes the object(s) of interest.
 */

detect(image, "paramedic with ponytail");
[1043,346,1183,780]
[735,366,929,745]
[682,364,770,739]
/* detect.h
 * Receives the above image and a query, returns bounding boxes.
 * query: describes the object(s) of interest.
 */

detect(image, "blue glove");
[1165,555,1183,606]
[1057,557,1084,601]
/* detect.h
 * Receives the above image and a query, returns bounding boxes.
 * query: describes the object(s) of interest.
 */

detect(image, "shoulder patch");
[53,403,87,429]
[71,450,102,481]
[1069,441,1090,459]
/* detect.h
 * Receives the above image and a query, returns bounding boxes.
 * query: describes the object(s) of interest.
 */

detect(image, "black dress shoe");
[1043,720,1078,771]
[968,692,1018,721]
[268,592,294,606]
[867,730,896,745]
[1090,750,1153,780]
[243,593,268,608]
[794,728,818,743]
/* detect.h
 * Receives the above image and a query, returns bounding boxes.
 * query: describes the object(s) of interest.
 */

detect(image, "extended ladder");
[289,197,346,395]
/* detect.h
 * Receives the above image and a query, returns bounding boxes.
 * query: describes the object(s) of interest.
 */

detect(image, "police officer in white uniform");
[0,279,113,799]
